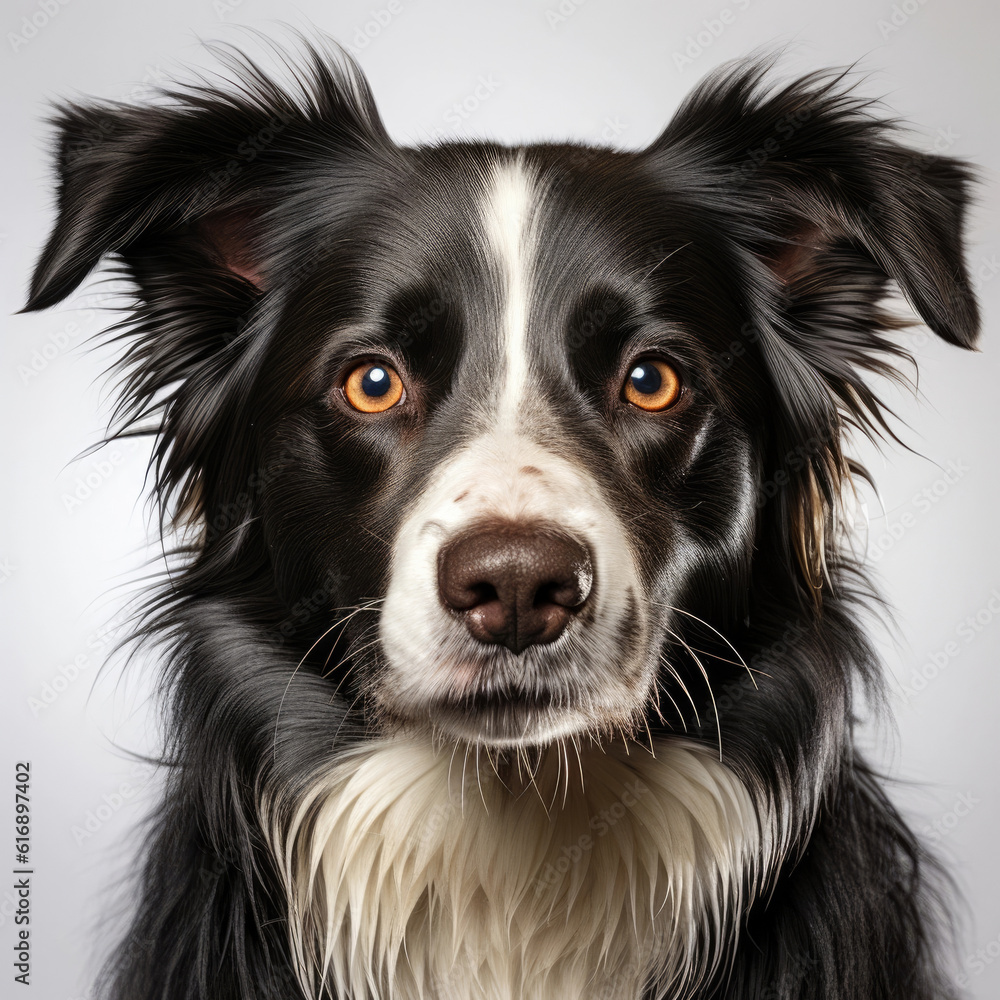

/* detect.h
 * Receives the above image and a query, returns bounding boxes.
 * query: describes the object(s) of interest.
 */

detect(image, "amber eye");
[622,358,681,411]
[343,361,405,413]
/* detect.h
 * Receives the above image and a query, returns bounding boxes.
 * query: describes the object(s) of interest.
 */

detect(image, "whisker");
[641,716,657,757]
[272,605,378,761]
[548,742,564,814]
[571,733,585,793]
[322,600,383,673]
[330,690,365,747]
[655,678,689,733]
[660,603,758,690]
[474,743,488,813]
[484,744,507,793]
[446,737,462,799]
[324,624,379,682]
[523,745,548,814]
[658,654,701,726]
[643,240,692,279]
[359,524,390,546]
[339,635,383,663]
[327,623,386,704]
[560,739,571,809]
[648,667,666,725]
[665,626,722,761]
[460,743,471,814]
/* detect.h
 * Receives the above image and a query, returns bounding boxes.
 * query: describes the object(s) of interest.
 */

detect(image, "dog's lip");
[431,683,555,714]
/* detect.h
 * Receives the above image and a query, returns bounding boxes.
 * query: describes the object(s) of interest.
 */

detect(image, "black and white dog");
[25,40,978,1000]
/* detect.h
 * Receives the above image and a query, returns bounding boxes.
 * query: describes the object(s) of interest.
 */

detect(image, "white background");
[2,0,998,997]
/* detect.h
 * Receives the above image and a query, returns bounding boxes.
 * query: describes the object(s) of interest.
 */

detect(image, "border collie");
[24,39,978,1000]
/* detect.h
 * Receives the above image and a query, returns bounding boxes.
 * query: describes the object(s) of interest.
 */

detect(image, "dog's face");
[25,51,978,756]
[252,147,757,747]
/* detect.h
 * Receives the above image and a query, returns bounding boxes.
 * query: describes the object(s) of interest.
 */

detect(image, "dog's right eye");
[343,361,405,413]
[622,358,681,412]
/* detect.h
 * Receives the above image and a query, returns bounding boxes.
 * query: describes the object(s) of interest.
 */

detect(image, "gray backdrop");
[2,0,998,996]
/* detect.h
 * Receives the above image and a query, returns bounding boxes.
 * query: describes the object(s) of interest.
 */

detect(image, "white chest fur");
[268,737,762,1000]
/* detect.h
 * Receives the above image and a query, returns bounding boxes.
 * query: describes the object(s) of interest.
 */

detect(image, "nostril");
[444,579,499,612]
[535,573,590,611]
[437,521,594,654]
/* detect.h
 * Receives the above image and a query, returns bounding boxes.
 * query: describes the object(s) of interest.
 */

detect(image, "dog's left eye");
[622,358,681,411]
[343,362,405,413]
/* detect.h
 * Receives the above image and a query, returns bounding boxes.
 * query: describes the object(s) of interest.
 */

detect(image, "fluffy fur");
[24,37,978,1000]
[268,737,765,1000]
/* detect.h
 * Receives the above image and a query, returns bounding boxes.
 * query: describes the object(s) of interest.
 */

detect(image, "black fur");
[24,39,978,1000]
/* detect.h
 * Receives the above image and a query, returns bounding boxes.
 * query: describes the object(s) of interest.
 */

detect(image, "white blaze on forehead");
[480,155,537,427]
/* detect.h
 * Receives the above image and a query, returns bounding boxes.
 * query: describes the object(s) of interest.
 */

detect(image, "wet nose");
[437,522,593,654]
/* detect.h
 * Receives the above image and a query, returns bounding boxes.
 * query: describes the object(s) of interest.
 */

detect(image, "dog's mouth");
[444,683,555,714]
[419,681,602,747]
[424,682,558,745]
[373,628,657,748]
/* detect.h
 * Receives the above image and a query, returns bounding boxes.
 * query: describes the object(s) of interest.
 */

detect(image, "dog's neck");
[269,736,764,1000]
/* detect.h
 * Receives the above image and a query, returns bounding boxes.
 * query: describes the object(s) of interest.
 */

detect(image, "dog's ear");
[24,47,387,312]
[23,104,269,310]
[21,44,390,526]
[647,62,980,598]
[649,61,978,349]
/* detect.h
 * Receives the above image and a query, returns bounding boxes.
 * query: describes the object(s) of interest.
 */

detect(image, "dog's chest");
[273,738,760,1000]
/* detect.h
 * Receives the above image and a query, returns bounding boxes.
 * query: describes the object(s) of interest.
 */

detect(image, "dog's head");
[25,47,978,750]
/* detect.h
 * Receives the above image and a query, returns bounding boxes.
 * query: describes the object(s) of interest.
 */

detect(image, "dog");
[24,39,979,1000]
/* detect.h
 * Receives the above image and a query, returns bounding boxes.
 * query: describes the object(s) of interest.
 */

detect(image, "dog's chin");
[424,697,599,748]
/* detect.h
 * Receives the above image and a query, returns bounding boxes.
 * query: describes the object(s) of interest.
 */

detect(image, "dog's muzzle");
[375,433,654,745]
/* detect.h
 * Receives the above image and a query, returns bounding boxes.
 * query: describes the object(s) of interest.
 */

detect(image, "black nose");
[437,523,593,654]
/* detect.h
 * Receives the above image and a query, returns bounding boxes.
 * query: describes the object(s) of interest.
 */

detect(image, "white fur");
[482,154,534,427]
[268,735,766,1000]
